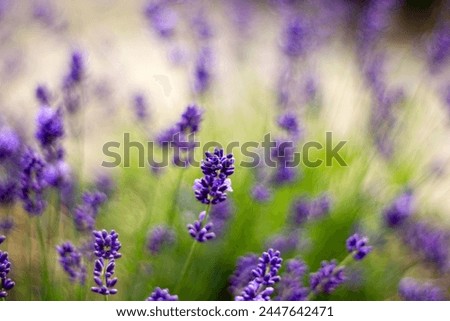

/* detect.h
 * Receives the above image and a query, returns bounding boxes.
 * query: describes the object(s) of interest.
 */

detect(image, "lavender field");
[0,0,450,301]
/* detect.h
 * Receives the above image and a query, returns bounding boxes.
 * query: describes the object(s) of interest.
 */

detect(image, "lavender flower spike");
[147,226,175,255]
[276,259,309,301]
[91,230,122,296]
[187,211,216,243]
[235,249,283,301]
[0,236,15,298]
[346,233,372,260]
[57,242,87,284]
[0,235,5,245]
[146,287,178,301]
[309,260,345,295]
[19,147,47,216]
[399,278,445,301]
[229,254,258,296]
[383,190,413,228]
[193,148,235,204]
[93,229,122,259]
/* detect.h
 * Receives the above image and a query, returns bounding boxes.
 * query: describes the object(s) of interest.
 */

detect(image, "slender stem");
[167,169,186,227]
[175,240,198,294]
[175,203,211,295]
[36,217,50,300]
[338,253,354,268]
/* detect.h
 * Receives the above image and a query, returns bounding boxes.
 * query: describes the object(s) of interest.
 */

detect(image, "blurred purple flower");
[277,113,301,137]
[427,23,450,72]
[399,278,445,301]
[144,1,177,39]
[281,15,310,58]
[147,226,175,255]
[57,242,87,284]
[193,47,213,95]
[0,218,14,235]
[0,127,20,161]
[73,191,107,232]
[266,232,298,254]
[310,260,345,295]
[229,254,259,296]
[210,200,232,237]
[146,287,178,301]
[251,184,272,203]
[35,84,51,105]
[19,147,47,216]
[383,190,414,228]
[94,173,116,197]
[132,94,149,121]
[276,259,309,301]
[402,221,450,272]
[192,11,213,40]
[291,194,332,226]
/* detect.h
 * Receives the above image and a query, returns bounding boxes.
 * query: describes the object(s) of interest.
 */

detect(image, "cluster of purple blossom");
[229,233,372,301]
[0,235,15,298]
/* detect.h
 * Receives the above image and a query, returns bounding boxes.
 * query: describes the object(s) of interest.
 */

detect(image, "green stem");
[174,240,198,295]
[167,169,186,227]
[338,253,354,268]
[175,203,211,295]
[36,217,50,300]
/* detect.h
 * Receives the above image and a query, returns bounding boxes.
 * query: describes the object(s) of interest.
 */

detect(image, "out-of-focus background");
[1,0,450,301]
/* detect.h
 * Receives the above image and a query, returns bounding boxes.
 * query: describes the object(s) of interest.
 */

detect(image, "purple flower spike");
[147,226,175,255]
[93,229,122,259]
[132,94,149,121]
[277,259,309,301]
[36,106,64,147]
[187,211,216,243]
[281,15,310,58]
[146,287,178,301]
[0,239,15,298]
[193,47,213,95]
[144,1,178,39]
[277,113,301,137]
[0,235,5,245]
[194,148,235,205]
[383,190,414,228]
[229,254,259,296]
[310,260,345,295]
[402,221,450,272]
[235,248,282,301]
[0,127,20,160]
[57,242,86,284]
[251,184,271,203]
[91,258,118,296]
[399,278,446,301]
[35,84,51,105]
[74,190,107,232]
[346,234,372,260]
[91,230,121,296]
[19,147,47,216]
[178,104,203,134]
[64,51,85,88]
